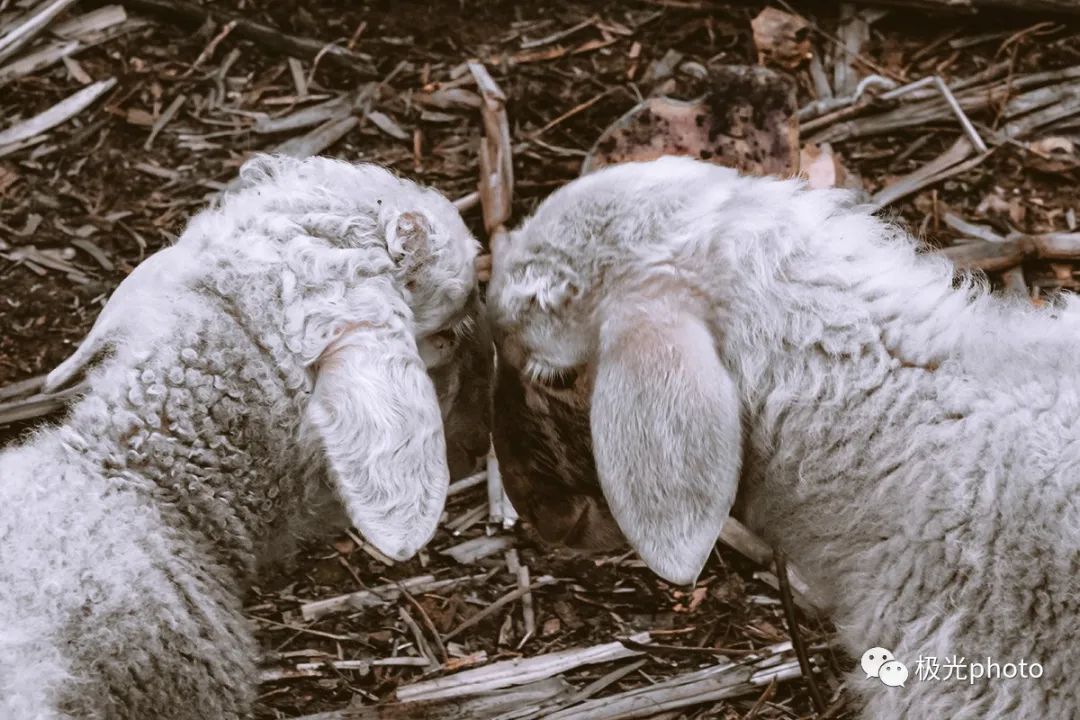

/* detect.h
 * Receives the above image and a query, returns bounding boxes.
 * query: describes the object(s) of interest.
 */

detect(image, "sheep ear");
[591,306,742,585]
[306,321,449,561]
[386,211,434,271]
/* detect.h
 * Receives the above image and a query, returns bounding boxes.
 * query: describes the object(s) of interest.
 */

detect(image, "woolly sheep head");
[489,156,744,585]
[45,155,491,561]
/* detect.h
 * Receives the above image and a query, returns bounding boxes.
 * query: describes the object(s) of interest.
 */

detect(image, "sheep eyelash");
[524,359,579,390]
[429,315,476,351]
[452,313,477,339]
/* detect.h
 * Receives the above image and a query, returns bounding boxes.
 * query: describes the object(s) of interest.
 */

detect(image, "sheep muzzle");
[492,349,627,552]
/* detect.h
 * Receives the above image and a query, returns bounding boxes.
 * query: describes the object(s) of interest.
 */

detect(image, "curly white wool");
[0,155,486,719]
[489,156,1079,719]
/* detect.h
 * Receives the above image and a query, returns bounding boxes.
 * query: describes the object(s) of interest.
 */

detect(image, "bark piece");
[584,65,798,177]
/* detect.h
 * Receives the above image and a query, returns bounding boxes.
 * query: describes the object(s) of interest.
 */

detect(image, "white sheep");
[488,156,1079,719]
[0,154,489,719]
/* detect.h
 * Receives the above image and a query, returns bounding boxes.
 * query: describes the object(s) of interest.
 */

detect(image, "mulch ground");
[1,1,1078,718]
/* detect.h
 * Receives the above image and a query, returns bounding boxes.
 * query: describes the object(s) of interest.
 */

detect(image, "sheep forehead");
[201,155,476,319]
[494,159,726,319]
[514,157,742,265]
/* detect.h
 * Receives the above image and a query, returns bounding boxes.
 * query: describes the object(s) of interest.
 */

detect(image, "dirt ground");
[1,0,1078,718]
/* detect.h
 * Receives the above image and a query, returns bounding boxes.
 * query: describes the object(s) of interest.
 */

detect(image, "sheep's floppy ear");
[591,304,742,585]
[44,246,190,392]
[306,319,449,562]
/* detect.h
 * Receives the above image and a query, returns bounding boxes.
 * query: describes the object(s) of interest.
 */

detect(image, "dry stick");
[775,0,901,82]
[268,655,438,682]
[0,10,139,84]
[398,606,439,667]
[397,632,650,702]
[873,79,1080,209]
[817,696,850,720]
[452,190,480,213]
[516,563,536,641]
[798,73,895,122]
[264,115,358,160]
[0,374,46,402]
[494,452,518,528]
[441,535,513,564]
[1002,81,1080,135]
[808,74,987,149]
[807,67,1080,143]
[399,586,449,664]
[718,518,824,613]
[301,573,488,622]
[800,95,872,135]
[469,60,513,271]
[443,576,556,642]
[775,550,826,715]
[349,529,395,567]
[0,37,78,80]
[485,450,507,527]
[870,136,980,209]
[527,88,613,140]
[0,382,86,426]
[941,232,1080,272]
[120,0,377,78]
[183,18,236,77]
[939,236,1027,272]
[931,76,988,152]
[254,93,354,134]
[942,211,1007,244]
[144,93,185,150]
[288,56,307,97]
[446,468,487,496]
[261,657,430,681]
[833,4,870,97]
[807,52,833,103]
[250,615,359,642]
[541,655,796,720]
[1001,266,1030,298]
[0,0,79,65]
[1026,232,1080,259]
[504,549,535,646]
[557,658,649,707]
[519,16,596,49]
[0,77,117,148]
[51,5,129,37]
[448,502,488,534]
[294,678,573,720]
[257,53,408,132]
[861,0,1080,16]
[743,678,778,720]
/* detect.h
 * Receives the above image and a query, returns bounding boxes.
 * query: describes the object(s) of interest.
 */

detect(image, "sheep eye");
[430,329,458,351]
[541,368,578,390]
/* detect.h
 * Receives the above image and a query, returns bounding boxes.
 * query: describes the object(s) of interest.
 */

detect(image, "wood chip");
[751,7,811,70]
[271,114,358,159]
[366,110,409,140]
[61,54,91,84]
[0,0,80,65]
[0,78,116,149]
